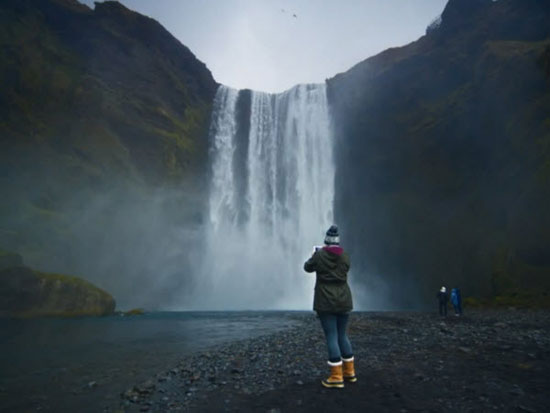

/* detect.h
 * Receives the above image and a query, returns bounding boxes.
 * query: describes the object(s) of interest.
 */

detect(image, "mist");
[0,165,208,310]
[0,75,416,312]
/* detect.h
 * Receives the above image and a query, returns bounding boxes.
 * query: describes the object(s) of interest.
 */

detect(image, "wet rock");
[135,380,156,395]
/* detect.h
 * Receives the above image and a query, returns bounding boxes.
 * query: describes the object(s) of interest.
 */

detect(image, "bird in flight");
[280,8,297,18]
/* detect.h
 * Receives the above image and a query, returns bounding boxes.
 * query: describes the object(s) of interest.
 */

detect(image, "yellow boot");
[321,361,344,388]
[343,356,357,382]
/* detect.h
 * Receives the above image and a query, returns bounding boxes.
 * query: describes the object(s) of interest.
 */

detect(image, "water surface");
[0,311,302,412]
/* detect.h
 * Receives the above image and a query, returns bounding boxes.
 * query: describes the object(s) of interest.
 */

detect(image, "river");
[0,311,302,412]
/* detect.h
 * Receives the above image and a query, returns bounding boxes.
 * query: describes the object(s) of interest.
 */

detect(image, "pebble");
[116,311,550,412]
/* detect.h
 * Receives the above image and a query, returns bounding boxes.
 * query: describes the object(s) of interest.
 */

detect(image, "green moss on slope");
[0,263,116,318]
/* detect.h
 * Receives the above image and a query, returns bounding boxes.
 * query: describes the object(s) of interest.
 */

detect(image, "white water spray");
[195,83,335,309]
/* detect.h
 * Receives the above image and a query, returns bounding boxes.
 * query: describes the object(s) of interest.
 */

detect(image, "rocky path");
[119,310,550,412]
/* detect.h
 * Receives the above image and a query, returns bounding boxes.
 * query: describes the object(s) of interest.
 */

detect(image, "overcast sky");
[80,0,448,93]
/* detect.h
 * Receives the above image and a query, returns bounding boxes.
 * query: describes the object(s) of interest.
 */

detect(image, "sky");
[79,0,448,93]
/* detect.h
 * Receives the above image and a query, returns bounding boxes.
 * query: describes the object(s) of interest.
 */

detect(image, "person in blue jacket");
[451,287,462,316]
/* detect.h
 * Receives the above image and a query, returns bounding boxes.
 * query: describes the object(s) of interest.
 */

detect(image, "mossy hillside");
[31,270,115,317]
[1,0,217,289]
[0,264,116,318]
[1,0,216,192]
[1,0,216,186]
[329,0,550,306]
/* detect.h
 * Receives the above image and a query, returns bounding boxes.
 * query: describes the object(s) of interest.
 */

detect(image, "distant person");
[437,286,448,317]
[451,287,462,316]
[304,225,356,388]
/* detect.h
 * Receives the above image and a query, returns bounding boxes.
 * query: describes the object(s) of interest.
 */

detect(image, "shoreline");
[119,309,550,412]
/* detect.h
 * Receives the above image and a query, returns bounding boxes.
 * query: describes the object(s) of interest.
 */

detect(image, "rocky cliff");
[328,0,550,307]
[1,0,217,187]
[0,0,217,306]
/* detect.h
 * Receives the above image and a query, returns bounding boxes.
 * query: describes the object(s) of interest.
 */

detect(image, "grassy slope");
[1,0,216,185]
[0,248,116,317]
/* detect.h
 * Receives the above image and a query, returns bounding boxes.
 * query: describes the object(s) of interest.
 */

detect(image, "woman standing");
[304,225,356,388]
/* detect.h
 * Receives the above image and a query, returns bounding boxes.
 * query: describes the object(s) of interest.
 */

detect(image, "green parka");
[303,246,353,313]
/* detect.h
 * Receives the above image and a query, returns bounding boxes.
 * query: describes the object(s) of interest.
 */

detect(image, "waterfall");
[195,83,335,309]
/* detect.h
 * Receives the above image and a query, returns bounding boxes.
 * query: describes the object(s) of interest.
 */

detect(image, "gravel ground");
[117,310,550,412]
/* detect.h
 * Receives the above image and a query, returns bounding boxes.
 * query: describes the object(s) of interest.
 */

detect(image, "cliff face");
[328,0,550,307]
[1,0,217,187]
[0,0,217,306]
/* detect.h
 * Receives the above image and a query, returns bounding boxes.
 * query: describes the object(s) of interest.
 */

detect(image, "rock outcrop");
[0,251,115,317]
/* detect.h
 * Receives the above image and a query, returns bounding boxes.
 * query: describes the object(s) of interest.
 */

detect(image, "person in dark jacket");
[437,286,448,317]
[304,225,355,388]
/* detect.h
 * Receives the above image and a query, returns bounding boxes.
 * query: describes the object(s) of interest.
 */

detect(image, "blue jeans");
[318,312,353,363]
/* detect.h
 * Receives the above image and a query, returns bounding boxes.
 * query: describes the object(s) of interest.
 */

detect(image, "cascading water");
[194,83,335,309]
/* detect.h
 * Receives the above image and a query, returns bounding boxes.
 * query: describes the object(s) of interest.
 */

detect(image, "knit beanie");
[324,225,340,245]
